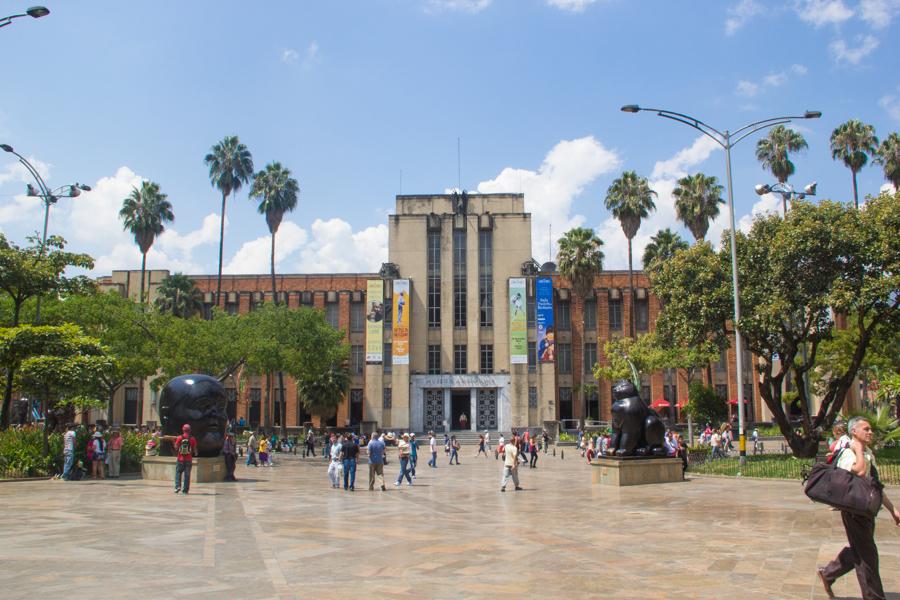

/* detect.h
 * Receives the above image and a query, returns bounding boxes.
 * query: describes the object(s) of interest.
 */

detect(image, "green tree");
[755,125,808,214]
[119,180,174,305]
[650,193,899,457]
[875,131,900,191]
[205,136,254,305]
[249,162,300,302]
[642,228,688,273]
[155,273,203,318]
[673,172,724,242]
[830,119,878,209]
[557,227,604,421]
[684,382,728,428]
[605,171,656,337]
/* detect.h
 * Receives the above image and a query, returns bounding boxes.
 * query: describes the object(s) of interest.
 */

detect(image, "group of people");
[324,430,421,491]
[59,423,125,481]
[699,424,735,459]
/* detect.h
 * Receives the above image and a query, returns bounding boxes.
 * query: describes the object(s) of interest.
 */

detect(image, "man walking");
[62,423,76,481]
[340,433,359,491]
[367,431,386,491]
[246,431,258,467]
[818,416,899,600]
[428,431,437,468]
[173,424,197,495]
[500,433,523,492]
[395,433,413,486]
[222,432,237,481]
[327,433,342,488]
[409,433,418,479]
[305,428,316,458]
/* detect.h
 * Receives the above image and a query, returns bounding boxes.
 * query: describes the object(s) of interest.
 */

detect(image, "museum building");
[98,192,766,432]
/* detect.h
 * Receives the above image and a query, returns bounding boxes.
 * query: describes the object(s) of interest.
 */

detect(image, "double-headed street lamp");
[620,105,822,466]
[0,6,49,29]
[754,181,817,216]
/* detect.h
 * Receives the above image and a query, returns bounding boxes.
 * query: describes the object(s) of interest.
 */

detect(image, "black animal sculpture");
[608,379,666,457]
[159,374,227,457]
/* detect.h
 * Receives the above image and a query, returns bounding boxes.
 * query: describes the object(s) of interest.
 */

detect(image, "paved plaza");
[1,450,898,600]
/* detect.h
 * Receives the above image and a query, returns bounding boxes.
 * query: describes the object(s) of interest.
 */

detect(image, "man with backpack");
[173,424,197,495]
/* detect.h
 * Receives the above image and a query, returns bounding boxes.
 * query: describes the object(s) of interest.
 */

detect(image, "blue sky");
[1,0,898,275]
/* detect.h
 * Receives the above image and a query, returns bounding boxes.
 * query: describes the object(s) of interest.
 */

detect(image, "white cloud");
[859,0,900,28]
[878,86,900,122]
[736,192,782,232]
[735,64,808,97]
[795,0,854,27]
[426,0,491,13]
[725,0,765,34]
[829,34,880,64]
[0,193,43,228]
[546,0,599,12]
[281,49,299,65]
[0,155,50,187]
[651,136,721,180]
[224,221,309,274]
[736,80,760,97]
[476,136,622,264]
[296,220,389,273]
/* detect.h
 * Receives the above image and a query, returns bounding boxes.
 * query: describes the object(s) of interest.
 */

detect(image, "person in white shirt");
[62,424,76,480]
[484,430,491,451]
[500,434,522,492]
[427,432,437,468]
[710,432,722,459]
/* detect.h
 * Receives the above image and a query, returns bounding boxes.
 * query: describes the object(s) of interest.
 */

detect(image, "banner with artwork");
[536,277,555,363]
[392,279,410,365]
[509,278,527,364]
[365,279,384,363]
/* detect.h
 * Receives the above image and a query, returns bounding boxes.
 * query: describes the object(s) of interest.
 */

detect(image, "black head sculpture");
[159,374,227,457]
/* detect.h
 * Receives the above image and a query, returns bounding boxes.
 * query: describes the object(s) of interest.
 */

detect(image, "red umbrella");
[676,399,688,409]
[650,399,671,409]
[728,398,748,405]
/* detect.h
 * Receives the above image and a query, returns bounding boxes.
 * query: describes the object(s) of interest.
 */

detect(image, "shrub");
[0,427,56,477]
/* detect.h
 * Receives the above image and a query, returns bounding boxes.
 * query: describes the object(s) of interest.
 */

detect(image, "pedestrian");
[443,433,450,458]
[476,434,488,458]
[367,431,386,491]
[710,430,722,459]
[246,431,258,467]
[223,432,237,481]
[428,431,437,468]
[817,416,900,600]
[107,430,123,478]
[409,433,418,479]
[529,436,538,468]
[395,433,413,486]
[449,435,460,465]
[484,430,491,451]
[62,423,76,481]
[326,433,342,488]
[500,434,523,492]
[305,428,316,458]
[89,431,106,480]
[340,433,359,491]
[542,428,549,454]
[258,434,269,467]
[459,412,468,430]
[173,424,197,495]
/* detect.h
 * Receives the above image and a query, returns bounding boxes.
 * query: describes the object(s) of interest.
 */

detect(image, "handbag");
[803,450,883,518]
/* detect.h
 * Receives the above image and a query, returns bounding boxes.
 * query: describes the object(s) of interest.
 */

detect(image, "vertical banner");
[536,277,555,363]
[509,278,527,364]
[365,280,384,363]
[392,279,410,365]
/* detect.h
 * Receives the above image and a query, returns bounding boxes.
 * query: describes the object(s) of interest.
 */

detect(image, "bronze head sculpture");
[159,374,227,457]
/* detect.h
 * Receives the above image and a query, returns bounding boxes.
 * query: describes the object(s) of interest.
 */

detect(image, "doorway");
[450,390,471,431]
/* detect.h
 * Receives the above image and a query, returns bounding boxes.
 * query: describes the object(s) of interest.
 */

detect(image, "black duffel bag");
[804,451,883,518]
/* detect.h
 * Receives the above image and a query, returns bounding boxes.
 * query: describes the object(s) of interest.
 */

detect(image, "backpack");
[178,436,192,457]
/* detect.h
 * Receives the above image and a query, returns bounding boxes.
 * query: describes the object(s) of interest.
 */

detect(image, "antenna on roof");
[457,137,461,191]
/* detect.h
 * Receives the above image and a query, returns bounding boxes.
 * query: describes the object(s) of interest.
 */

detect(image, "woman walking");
[476,434,488,458]
[449,435,460,465]
[528,436,538,468]
[107,430,123,478]
[395,433,413,486]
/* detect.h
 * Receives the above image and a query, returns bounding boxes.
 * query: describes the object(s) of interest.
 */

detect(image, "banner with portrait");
[365,279,384,363]
[392,279,410,365]
[509,278,527,364]
[536,277,555,363]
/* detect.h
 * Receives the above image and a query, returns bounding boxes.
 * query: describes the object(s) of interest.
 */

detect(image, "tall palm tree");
[673,172,725,242]
[155,273,203,318]
[119,181,174,305]
[557,227,604,423]
[249,162,300,302]
[830,119,879,209]
[642,228,688,272]
[205,136,254,305]
[875,132,900,191]
[755,125,808,214]
[605,171,656,338]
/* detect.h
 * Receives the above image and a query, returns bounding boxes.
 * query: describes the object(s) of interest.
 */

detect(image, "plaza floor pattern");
[0,450,898,599]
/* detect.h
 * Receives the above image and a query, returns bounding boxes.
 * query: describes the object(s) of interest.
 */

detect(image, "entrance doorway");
[450,390,471,431]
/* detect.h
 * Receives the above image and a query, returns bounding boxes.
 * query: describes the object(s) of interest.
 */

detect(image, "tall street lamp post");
[1,143,91,322]
[620,105,822,467]
[0,6,49,28]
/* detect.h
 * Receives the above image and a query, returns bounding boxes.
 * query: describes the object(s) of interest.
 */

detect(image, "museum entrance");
[450,390,471,430]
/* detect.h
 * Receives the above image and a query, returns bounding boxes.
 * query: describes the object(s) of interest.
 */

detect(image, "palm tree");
[755,125,808,214]
[875,132,900,191]
[205,136,254,305]
[605,171,656,338]
[155,273,203,318]
[119,181,174,305]
[830,119,879,208]
[642,228,688,272]
[249,162,300,302]
[557,227,604,424]
[673,172,725,242]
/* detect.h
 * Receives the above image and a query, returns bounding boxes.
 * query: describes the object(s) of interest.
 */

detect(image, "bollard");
[561,449,564,460]
[552,447,556,457]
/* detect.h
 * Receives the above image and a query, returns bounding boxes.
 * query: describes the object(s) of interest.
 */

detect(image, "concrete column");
[470,387,477,430]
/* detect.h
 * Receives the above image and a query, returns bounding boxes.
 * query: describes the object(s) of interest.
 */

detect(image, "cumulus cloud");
[426,0,491,13]
[735,64,808,97]
[859,0,900,28]
[651,136,721,181]
[795,0,854,26]
[0,193,43,228]
[546,0,599,12]
[725,0,765,34]
[281,49,299,64]
[224,221,309,274]
[476,136,622,264]
[879,86,900,122]
[829,34,880,64]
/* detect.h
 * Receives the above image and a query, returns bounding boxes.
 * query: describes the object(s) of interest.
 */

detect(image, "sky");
[1,0,898,277]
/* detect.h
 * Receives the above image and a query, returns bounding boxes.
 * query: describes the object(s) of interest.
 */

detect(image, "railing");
[687,451,900,485]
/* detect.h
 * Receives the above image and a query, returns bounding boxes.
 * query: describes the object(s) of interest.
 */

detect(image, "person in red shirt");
[173,424,198,495]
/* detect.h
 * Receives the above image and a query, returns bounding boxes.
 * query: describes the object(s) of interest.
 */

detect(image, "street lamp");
[620,104,822,467]
[0,6,50,28]
[754,181,817,216]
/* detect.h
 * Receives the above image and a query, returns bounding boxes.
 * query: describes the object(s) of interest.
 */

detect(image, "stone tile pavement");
[0,449,898,599]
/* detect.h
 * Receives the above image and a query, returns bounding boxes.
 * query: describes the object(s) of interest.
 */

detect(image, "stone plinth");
[141,455,226,483]
[591,456,683,486]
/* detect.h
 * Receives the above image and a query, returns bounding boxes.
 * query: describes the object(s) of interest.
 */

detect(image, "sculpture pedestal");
[141,456,226,483]
[591,456,683,486]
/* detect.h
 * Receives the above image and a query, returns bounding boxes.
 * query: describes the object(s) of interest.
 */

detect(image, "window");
[225,298,239,316]
[559,387,573,420]
[454,344,467,374]
[479,230,493,327]
[558,343,572,374]
[640,373,651,403]
[715,384,728,401]
[528,386,538,409]
[583,343,597,377]
[741,340,752,375]
[225,388,237,422]
[453,229,467,328]
[351,345,364,375]
[585,386,599,420]
[527,341,537,373]
[273,387,284,426]
[383,343,392,373]
[350,302,364,332]
[349,389,363,425]
[427,230,441,327]
[635,298,649,333]
[716,349,728,372]
[428,345,441,375]
[584,299,597,331]
[558,300,571,331]
[480,344,493,374]
[382,388,392,409]
[124,387,139,425]
[249,387,261,427]
[326,301,340,329]
[608,297,623,332]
